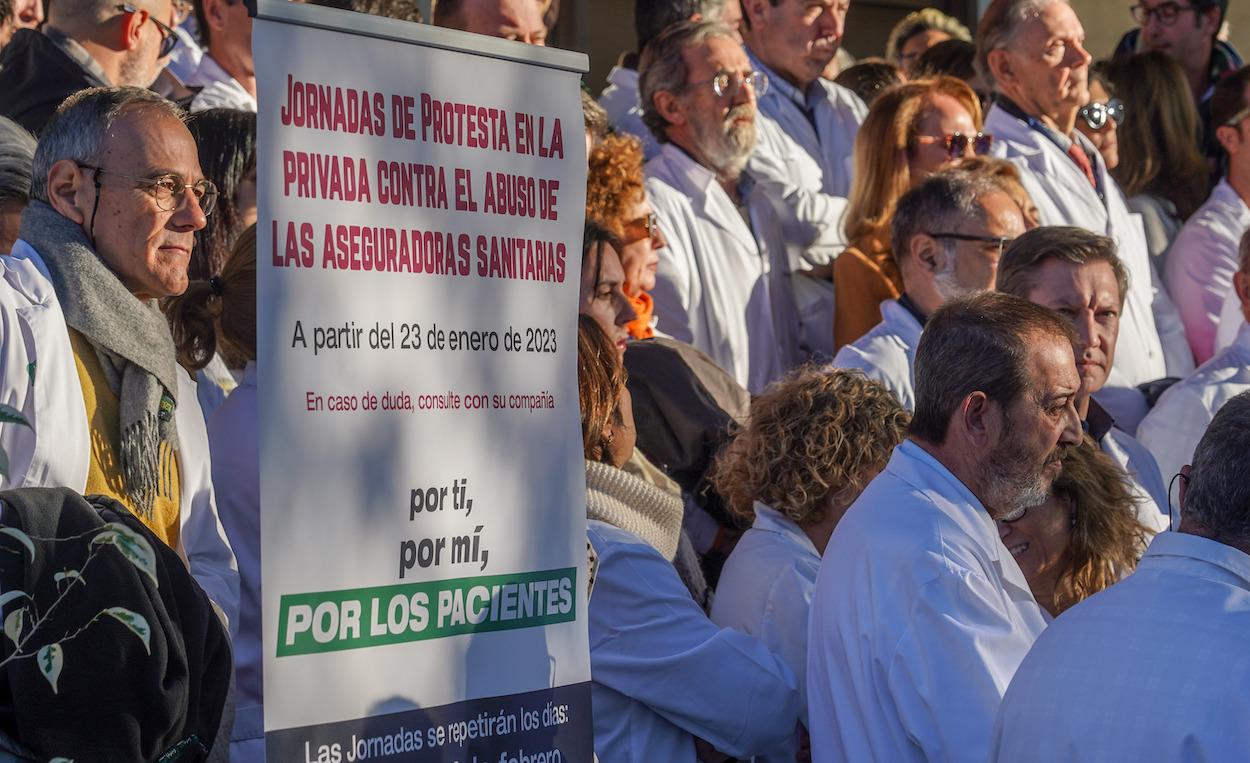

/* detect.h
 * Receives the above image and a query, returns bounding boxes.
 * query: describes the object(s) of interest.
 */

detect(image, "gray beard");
[694,106,756,178]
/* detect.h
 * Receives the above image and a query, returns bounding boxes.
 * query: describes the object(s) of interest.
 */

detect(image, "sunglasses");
[1077,98,1124,130]
[623,212,661,242]
[912,132,994,160]
[117,3,179,58]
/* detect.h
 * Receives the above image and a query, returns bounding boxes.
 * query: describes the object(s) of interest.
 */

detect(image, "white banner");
[254,4,591,759]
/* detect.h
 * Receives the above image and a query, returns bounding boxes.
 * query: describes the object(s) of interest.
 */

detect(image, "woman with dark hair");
[1099,53,1209,272]
[998,435,1154,618]
[579,220,638,356]
[188,108,258,282]
[578,316,799,763]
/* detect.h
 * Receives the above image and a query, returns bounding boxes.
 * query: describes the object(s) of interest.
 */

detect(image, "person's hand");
[695,737,732,763]
[796,732,811,762]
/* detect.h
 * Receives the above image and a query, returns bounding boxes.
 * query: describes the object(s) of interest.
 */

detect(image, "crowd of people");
[0,0,1248,760]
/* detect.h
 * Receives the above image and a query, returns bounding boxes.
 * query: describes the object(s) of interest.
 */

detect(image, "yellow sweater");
[69,328,181,548]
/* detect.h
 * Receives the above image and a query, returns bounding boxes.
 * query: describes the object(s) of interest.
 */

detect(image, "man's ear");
[117,5,147,51]
[911,232,944,276]
[957,391,998,449]
[45,160,92,226]
[986,48,1014,89]
[653,90,688,128]
[741,0,768,29]
[1216,123,1242,155]
[1198,7,1221,38]
[203,0,228,33]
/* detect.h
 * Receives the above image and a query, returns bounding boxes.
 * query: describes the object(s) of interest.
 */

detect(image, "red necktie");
[1067,143,1097,188]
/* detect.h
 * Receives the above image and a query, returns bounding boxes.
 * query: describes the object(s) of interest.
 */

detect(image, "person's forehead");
[101,109,200,173]
[1026,331,1080,387]
[1021,3,1083,41]
[684,37,750,76]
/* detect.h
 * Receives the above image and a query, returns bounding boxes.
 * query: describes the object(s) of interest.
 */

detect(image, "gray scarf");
[20,200,179,519]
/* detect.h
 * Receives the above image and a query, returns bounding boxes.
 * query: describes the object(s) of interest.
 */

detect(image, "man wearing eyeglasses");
[0,88,239,639]
[832,170,1025,411]
[976,0,1194,434]
[0,0,177,134]
[639,19,804,393]
[1114,0,1241,168]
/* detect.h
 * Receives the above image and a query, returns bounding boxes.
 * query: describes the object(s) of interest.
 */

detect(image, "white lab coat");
[808,440,1046,763]
[207,361,262,762]
[0,240,240,631]
[598,66,659,161]
[985,105,1193,424]
[645,144,803,392]
[745,49,865,265]
[990,532,1250,762]
[1214,284,1243,355]
[1137,321,1250,494]
[829,298,922,410]
[1164,178,1250,364]
[587,520,800,763]
[186,53,256,113]
[709,504,818,763]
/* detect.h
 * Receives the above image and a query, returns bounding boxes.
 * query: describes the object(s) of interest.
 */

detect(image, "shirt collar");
[43,26,113,87]
[896,292,929,328]
[1141,531,1250,592]
[1083,396,1116,442]
[745,47,824,113]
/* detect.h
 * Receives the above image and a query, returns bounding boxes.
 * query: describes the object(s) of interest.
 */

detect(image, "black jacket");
[0,28,107,134]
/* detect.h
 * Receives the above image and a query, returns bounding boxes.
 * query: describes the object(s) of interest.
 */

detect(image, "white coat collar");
[651,143,758,251]
[1142,532,1250,592]
[752,502,819,558]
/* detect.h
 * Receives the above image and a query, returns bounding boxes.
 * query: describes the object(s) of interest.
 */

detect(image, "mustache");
[725,104,755,123]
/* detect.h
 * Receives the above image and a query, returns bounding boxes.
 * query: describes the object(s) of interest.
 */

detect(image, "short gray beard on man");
[981,419,1065,520]
[692,104,756,179]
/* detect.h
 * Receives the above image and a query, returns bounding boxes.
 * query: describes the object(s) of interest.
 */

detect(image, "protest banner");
[253,3,592,759]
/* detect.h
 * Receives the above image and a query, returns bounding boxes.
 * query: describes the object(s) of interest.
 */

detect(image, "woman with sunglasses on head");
[586,133,664,340]
[1099,53,1210,275]
[833,75,992,349]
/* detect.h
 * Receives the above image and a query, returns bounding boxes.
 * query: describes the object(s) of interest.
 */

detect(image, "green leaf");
[0,527,35,556]
[53,571,80,585]
[50,758,75,763]
[0,445,8,481]
[3,607,25,646]
[0,590,28,609]
[36,643,62,693]
[91,524,158,587]
[104,607,151,654]
[0,404,29,428]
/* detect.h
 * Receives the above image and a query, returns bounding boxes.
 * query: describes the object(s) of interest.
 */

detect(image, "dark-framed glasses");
[117,3,179,58]
[1077,98,1124,130]
[912,132,994,160]
[79,164,218,216]
[683,70,769,99]
[1130,2,1198,25]
[930,232,1015,259]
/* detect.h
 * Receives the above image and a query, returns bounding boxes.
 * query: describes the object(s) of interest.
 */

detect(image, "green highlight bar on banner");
[276,567,576,656]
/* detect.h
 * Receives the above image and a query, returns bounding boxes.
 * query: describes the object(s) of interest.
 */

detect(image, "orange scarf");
[626,291,654,339]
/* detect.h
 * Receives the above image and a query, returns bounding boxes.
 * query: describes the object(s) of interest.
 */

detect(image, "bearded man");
[638,19,804,393]
[808,290,1083,763]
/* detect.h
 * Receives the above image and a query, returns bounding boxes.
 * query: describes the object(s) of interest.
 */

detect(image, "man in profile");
[432,0,546,44]
[809,291,1083,762]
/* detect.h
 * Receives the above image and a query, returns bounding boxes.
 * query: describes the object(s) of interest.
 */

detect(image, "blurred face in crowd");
[717,0,744,42]
[63,108,209,300]
[235,165,258,228]
[117,0,177,87]
[898,28,950,72]
[0,0,44,50]
[931,190,1025,301]
[604,386,638,468]
[1023,258,1120,409]
[981,332,1083,520]
[1137,0,1219,68]
[744,0,848,90]
[997,490,1074,601]
[457,0,547,45]
[672,36,759,177]
[1074,79,1119,169]
[990,2,1091,131]
[0,198,24,255]
[907,93,981,180]
[579,241,637,356]
[617,194,663,298]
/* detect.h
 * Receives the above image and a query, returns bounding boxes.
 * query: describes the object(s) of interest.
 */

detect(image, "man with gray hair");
[0,116,35,254]
[640,19,804,393]
[832,170,1026,409]
[809,290,1083,762]
[977,0,1193,432]
[0,0,178,133]
[992,390,1250,761]
[0,87,239,629]
[599,0,740,161]
[1140,226,1250,490]
[997,226,1170,531]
